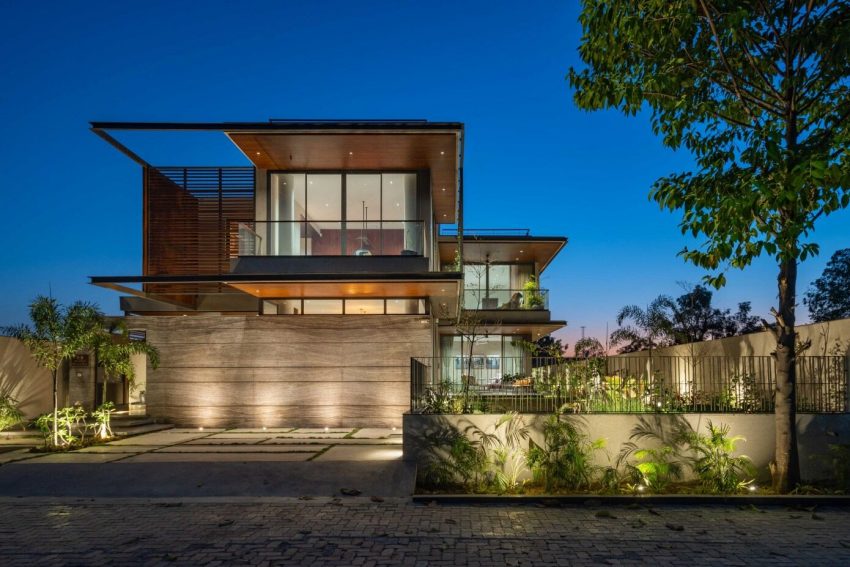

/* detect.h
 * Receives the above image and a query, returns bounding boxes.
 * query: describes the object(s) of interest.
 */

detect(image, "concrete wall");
[403,412,850,483]
[0,337,53,419]
[616,317,850,358]
[130,314,432,428]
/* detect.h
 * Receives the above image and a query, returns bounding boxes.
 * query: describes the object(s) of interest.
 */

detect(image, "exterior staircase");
[110,411,173,437]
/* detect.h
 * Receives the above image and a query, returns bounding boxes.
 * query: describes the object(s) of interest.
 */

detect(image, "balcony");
[462,288,549,311]
[230,220,430,275]
[235,220,425,257]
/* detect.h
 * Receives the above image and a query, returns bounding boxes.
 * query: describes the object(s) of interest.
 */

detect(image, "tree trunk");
[52,368,58,447]
[773,257,800,492]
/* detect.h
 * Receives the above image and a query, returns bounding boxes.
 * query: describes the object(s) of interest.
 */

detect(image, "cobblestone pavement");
[1,498,849,566]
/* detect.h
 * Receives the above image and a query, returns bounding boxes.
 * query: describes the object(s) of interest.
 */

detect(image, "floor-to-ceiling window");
[266,172,421,256]
[439,334,528,386]
[462,263,534,309]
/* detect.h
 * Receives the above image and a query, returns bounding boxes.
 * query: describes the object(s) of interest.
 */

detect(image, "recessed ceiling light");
[443,213,447,217]
[389,180,393,184]
[349,151,353,156]
[440,289,446,292]
[519,250,524,253]
[440,151,445,155]
[441,187,446,192]
[515,257,519,261]
[255,151,261,156]
[395,202,400,207]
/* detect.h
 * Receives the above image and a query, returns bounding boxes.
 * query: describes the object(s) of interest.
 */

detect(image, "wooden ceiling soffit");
[227,132,460,222]
[226,279,458,299]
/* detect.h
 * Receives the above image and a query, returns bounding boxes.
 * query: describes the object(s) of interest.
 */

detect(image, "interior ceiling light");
[440,151,445,155]
[441,187,446,191]
[255,151,261,156]
[349,151,353,155]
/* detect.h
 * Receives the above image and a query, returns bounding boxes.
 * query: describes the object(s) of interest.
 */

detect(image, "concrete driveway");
[0,427,414,498]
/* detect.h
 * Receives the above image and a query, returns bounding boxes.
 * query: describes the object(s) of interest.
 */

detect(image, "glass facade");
[439,334,527,386]
[462,263,534,309]
[263,172,421,256]
[261,298,426,315]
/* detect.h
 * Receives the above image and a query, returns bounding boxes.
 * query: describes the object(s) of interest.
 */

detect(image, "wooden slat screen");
[144,166,254,303]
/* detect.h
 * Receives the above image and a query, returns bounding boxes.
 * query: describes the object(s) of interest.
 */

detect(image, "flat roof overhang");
[90,120,464,223]
[438,236,567,272]
[91,272,462,310]
[437,320,567,338]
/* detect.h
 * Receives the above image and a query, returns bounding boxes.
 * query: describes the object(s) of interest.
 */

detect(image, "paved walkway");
[0,498,848,565]
[0,428,413,498]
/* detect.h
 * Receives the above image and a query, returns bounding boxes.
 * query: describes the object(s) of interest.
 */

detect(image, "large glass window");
[266,172,420,256]
[261,298,426,315]
[462,263,533,309]
[439,334,528,386]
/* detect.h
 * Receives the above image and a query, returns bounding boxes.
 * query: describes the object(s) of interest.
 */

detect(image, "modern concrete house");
[89,120,567,427]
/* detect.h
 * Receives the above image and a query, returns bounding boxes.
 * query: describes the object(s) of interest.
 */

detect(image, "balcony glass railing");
[234,220,425,257]
[462,288,549,310]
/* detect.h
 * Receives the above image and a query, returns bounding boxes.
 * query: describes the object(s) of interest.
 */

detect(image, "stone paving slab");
[108,432,213,446]
[313,445,404,461]
[13,452,127,464]
[153,444,320,453]
[293,428,353,434]
[0,449,40,464]
[122,452,313,463]
[166,428,226,433]
[182,437,272,445]
[349,427,399,439]
[259,437,401,445]
[76,445,150,454]
[274,432,351,439]
[225,428,296,433]
[0,500,847,565]
[203,433,277,439]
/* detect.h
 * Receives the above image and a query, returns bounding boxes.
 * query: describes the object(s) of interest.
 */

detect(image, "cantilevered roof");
[438,235,567,273]
[90,119,464,222]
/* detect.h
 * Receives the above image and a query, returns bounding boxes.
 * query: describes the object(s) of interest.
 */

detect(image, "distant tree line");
[610,285,762,354]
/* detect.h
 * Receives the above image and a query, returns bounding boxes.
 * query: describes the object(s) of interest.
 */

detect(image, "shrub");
[687,420,754,493]
[526,414,605,491]
[617,415,691,492]
[0,394,24,432]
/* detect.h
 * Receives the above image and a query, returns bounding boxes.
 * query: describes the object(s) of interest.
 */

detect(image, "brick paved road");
[1,498,848,566]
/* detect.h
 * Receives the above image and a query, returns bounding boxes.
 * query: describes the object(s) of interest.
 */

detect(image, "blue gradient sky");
[1,1,847,352]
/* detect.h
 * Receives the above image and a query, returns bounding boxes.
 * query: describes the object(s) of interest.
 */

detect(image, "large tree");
[570,1,850,491]
[803,248,850,321]
[4,297,103,446]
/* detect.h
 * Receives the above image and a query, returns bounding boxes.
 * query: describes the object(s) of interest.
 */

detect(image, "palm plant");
[0,394,24,432]
[94,320,159,407]
[609,298,675,354]
[4,296,102,446]
[526,414,605,492]
[687,421,754,493]
[617,415,692,492]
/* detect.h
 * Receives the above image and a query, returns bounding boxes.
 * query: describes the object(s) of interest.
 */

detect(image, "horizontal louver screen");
[144,166,254,301]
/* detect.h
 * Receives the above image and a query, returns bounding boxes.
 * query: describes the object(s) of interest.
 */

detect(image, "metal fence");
[410,355,849,414]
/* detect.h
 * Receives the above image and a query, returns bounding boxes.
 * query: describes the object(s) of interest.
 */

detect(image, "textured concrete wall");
[0,337,53,419]
[404,412,850,483]
[130,314,432,428]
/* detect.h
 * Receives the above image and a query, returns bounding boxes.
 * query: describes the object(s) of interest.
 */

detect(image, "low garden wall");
[403,412,850,483]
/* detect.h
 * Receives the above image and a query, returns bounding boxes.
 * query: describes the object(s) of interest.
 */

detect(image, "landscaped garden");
[408,353,850,496]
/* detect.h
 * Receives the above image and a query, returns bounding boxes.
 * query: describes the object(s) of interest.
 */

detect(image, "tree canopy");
[804,248,850,322]
[571,0,850,492]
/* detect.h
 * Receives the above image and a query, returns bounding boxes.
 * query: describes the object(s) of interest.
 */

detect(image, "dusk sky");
[1,1,847,352]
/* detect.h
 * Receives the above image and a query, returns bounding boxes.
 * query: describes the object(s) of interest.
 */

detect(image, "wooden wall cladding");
[145,166,254,276]
[133,315,432,428]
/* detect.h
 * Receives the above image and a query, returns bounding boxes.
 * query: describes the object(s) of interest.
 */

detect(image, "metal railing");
[232,220,425,257]
[440,227,531,237]
[410,355,849,414]
[462,288,549,310]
